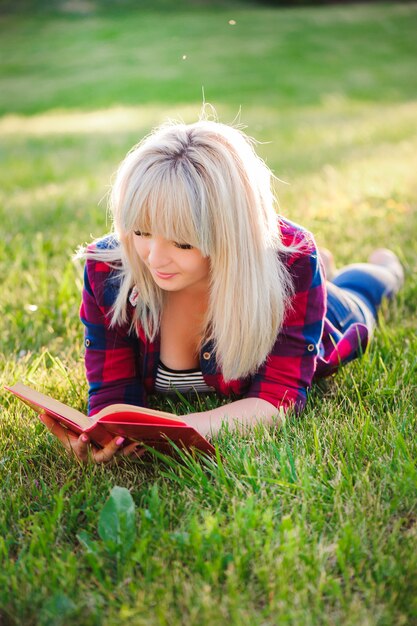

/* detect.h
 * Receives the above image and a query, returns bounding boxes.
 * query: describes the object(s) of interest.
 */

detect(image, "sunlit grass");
[0,106,179,136]
[0,4,416,115]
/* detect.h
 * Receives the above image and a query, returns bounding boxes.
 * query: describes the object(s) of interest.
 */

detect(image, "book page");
[95,403,180,422]
[6,383,93,430]
[98,411,186,427]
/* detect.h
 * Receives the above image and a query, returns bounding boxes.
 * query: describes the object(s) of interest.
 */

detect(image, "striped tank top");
[154,360,213,394]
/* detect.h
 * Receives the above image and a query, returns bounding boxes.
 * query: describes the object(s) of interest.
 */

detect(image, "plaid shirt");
[80,218,369,416]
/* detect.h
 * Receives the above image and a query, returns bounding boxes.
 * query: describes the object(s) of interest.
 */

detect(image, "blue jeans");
[326,262,402,334]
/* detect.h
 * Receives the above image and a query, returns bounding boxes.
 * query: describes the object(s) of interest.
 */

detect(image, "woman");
[41,119,403,463]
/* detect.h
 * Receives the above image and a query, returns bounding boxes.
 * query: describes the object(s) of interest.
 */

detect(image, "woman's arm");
[81,254,145,415]
[44,248,146,464]
[185,240,326,440]
[182,397,284,439]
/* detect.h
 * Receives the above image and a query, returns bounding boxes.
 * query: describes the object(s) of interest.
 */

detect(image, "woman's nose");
[147,237,170,268]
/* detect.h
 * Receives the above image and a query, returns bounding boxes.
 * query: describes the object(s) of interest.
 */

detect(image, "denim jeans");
[326,262,402,334]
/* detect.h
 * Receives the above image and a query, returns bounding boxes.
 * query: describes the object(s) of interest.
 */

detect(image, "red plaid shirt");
[80,218,369,416]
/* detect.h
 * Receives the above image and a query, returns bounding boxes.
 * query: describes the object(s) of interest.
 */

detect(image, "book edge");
[5,383,92,430]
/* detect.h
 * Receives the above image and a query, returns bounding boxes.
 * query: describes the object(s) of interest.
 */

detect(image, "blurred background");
[0,0,416,361]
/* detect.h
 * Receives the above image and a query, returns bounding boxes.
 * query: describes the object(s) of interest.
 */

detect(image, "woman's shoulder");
[83,234,123,303]
[84,234,122,273]
[86,233,120,254]
[278,216,316,250]
[277,216,324,305]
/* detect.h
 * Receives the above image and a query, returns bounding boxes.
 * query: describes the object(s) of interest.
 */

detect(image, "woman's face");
[133,231,210,294]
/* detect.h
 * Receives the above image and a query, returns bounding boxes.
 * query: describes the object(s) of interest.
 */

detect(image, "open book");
[6,383,215,455]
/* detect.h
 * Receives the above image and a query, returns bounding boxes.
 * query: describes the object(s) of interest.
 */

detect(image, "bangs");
[122,160,208,254]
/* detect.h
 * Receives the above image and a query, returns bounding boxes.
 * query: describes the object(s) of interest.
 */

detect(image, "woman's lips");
[154,270,178,279]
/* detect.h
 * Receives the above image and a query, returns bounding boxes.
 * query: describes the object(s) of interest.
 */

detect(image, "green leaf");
[97,486,136,558]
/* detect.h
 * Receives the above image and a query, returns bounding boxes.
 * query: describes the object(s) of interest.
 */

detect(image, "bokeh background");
[1,0,416,360]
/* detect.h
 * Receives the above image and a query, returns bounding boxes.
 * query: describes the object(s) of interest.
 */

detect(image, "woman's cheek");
[134,239,148,262]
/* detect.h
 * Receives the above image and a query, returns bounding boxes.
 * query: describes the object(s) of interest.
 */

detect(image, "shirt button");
[203,352,211,360]
[85,338,91,347]
[307,344,315,352]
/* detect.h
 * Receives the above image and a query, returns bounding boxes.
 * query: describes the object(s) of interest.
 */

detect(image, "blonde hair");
[83,119,296,381]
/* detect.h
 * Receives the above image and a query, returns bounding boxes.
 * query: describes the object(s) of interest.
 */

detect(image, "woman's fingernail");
[116,437,125,446]
[81,434,89,443]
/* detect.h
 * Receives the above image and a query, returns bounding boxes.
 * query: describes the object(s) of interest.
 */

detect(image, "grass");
[0,4,416,114]
[1,2,417,625]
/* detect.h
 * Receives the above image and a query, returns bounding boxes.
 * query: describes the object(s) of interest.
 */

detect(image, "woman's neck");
[164,288,209,321]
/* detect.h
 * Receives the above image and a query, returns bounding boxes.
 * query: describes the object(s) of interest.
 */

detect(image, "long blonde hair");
[83,119,296,381]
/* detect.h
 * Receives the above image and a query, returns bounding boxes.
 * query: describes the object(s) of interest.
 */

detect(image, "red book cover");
[5,383,215,455]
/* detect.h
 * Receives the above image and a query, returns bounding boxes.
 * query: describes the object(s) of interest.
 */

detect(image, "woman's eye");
[174,242,193,250]
[134,230,151,237]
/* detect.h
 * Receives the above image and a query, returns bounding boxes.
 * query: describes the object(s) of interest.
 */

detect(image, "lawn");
[0,2,416,625]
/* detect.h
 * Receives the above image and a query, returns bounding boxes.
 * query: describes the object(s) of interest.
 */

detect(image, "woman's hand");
[39,412,145,464]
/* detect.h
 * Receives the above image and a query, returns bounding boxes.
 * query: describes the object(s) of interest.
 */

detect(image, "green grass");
[0,3,416,115]
[1,3,417,625]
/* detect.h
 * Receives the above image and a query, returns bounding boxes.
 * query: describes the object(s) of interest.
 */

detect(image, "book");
[5,382,215,455]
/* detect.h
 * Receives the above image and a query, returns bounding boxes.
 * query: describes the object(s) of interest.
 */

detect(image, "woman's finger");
[92,436,125,464]
[121,441,146,458]
[75,433,91,462]
[39,415,131,465]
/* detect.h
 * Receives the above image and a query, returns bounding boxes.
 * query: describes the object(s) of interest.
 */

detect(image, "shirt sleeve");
[246,244,326,413]
[80,257,145,416]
